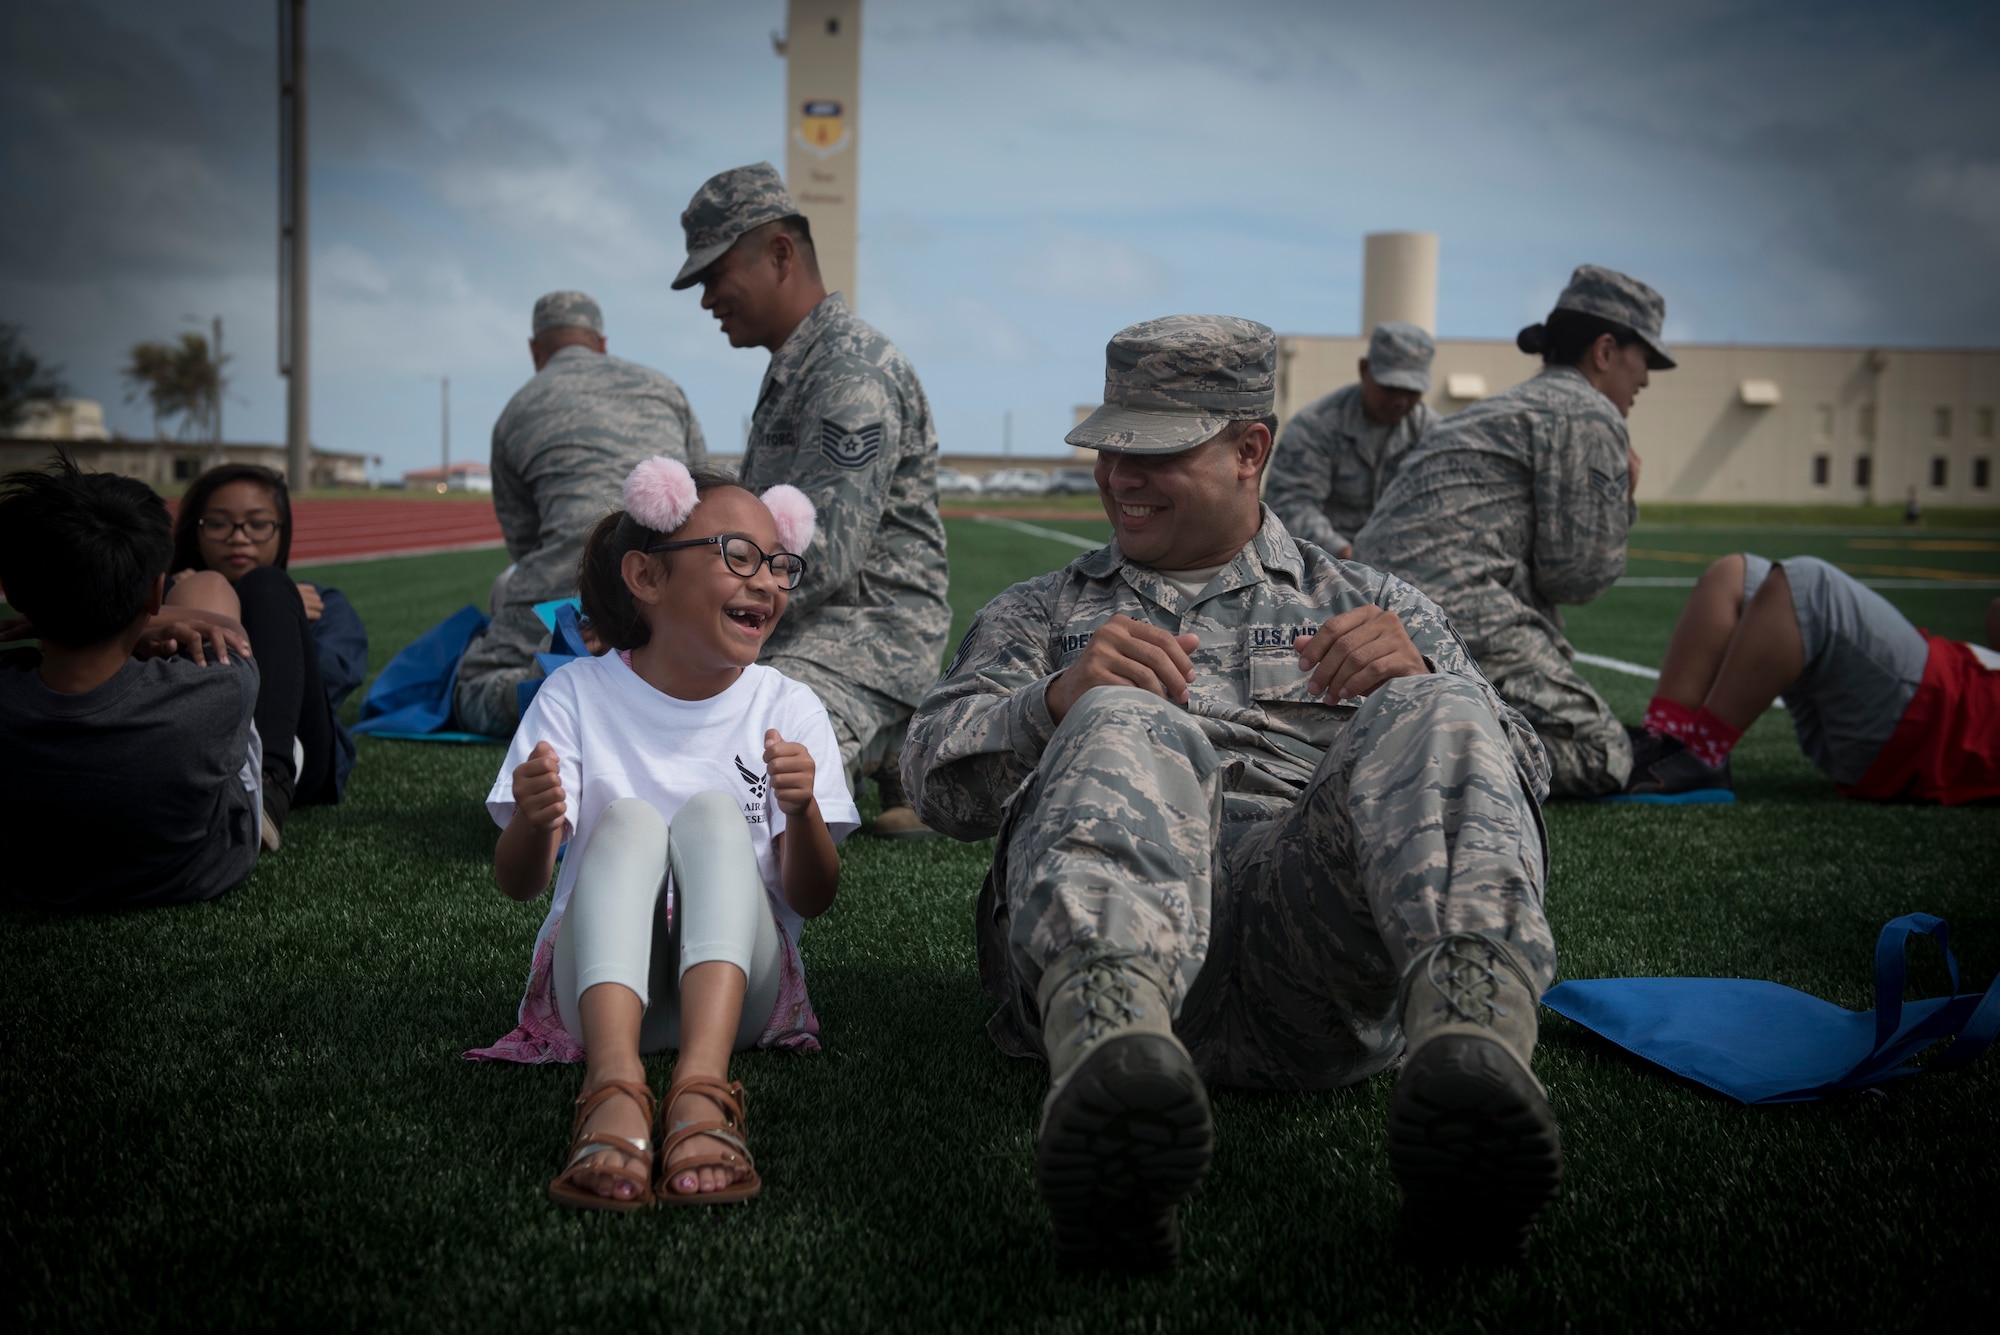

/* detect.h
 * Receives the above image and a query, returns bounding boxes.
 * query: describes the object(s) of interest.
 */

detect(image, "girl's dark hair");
[1516,308,1645,368]
[0,450,173,647]
[577,467,742,652]
[171,464,293,572]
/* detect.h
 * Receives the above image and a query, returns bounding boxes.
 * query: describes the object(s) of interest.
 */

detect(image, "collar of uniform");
[1536,362,1602,403]
[1336,381,1374,438]
[761,291,849,396]
[546,344,597,367]
[1077,505,1305,600]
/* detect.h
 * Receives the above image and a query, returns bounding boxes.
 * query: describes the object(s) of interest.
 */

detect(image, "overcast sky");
[3,0,1996,475]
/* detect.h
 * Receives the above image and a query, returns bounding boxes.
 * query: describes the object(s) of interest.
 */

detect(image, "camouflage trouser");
[764,653,913,796]
[996,678,1552,1092]
[1472,621,1632,798]
[452,604,551,738]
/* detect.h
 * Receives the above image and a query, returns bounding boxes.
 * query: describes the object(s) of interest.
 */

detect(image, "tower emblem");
[796,99,850,156]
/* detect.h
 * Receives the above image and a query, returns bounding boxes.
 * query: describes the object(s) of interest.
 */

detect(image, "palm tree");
[123,332,228,442]
[0,323,68,432]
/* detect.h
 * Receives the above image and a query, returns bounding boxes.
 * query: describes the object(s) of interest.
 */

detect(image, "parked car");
[981,467,1051,496]
[935,466,982,495]
[1047,466,1098,495]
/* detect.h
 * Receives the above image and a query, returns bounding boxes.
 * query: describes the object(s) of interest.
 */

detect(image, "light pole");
[278,0,310,490]
[424,374,451,492]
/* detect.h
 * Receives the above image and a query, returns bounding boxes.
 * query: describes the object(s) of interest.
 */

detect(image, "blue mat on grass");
[1543,913,2000,1104]
[352,599,591,743]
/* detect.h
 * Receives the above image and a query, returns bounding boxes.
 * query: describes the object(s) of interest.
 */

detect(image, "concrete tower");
[780,0,861,308]
[1361,231,1438,335]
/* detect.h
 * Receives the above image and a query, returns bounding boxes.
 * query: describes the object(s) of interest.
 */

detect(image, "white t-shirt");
[486,654,860,967]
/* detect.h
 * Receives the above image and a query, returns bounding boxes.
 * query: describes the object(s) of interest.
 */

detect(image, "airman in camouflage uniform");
[1265,321,1439,556]
[904,315,1563,1271]
[1354,266,1676,797]
[673,164,950,825]
[453,291,707,737]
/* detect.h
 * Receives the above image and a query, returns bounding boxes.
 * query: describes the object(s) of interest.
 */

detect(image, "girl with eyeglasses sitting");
[469,457,855,1212]
[171,464,366,849]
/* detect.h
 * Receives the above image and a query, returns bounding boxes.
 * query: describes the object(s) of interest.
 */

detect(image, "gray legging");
[552,793,785,1053]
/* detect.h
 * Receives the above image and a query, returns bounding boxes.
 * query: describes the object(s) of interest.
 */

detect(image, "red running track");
[165,498,506,565]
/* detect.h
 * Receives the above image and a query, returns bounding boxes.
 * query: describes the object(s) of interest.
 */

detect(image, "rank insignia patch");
[819,419,884,469]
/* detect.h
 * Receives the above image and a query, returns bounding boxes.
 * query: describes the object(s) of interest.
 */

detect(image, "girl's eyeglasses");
[197,517,281,541]
[645,534,808,590]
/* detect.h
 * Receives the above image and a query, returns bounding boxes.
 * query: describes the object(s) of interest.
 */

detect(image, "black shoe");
[1035,1032,1214,1272]
[260,766,293,853]
[1387,1031,1564,1264]
[1624,732,1733,799]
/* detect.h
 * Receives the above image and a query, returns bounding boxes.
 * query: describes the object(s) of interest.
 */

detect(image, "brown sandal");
[655,1075,762,1206]
[547,1078,657,1213]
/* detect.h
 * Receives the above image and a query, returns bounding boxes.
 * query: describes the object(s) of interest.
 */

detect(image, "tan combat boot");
[1386,933,1563,1262]
[868,758,940,840]
[1033,946,1212,1272]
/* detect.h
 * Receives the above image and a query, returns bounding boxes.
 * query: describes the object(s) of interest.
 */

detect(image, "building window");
[1854,455,1873,488]
[1857,404,1877,443]
[1929,456,1948,488]
[1978,407,1995,441]
[1935,407,1954,439]
[172,457,196,481]
[1811,454,1830,487]
[1814,404,1834,442]
[1974,457,1992,490]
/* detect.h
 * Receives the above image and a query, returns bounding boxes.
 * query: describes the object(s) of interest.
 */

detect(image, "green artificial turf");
[3,521,1997,1332]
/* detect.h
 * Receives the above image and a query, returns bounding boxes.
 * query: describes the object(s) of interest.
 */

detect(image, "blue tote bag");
[1542,914,2000,1105]
[351,603,500,743]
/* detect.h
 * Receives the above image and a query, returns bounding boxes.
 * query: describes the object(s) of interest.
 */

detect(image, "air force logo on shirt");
[819,419,884,470]
[734,756,769,824]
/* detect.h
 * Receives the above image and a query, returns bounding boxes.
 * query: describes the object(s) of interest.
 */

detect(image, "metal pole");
[441,375,450,484]
[279,0,310,491]
[1003,409,1012,458]
[212,314,225,466]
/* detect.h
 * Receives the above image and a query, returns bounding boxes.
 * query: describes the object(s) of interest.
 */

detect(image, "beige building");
[2,431,378,491]
[1274,235,1999,506]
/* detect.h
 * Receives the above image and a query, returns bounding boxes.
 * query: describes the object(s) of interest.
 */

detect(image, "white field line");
[973,514,1102,549]
[1573,652,1658,680]
[1619,574,2000,589]
[290,538,507,569]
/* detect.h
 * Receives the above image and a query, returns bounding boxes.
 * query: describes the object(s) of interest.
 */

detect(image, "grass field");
[4,514,1998,1332]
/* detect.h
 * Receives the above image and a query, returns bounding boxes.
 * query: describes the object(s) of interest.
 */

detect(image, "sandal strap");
[569,1078,657,1139]
[660,1119,751,1162]
[563,1132,652,1175]
[662,1076,747,1133]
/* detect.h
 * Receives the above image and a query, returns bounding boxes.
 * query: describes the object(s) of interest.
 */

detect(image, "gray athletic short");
[1742,554,1926,784]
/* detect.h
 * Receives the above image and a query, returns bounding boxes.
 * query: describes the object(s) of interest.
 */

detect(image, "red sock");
[1643,696,1700,745]
[1686,708,1743,768]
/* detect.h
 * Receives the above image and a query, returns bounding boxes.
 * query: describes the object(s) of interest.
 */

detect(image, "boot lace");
[1424,936,1513,1028]
[1061,955,1147,1048]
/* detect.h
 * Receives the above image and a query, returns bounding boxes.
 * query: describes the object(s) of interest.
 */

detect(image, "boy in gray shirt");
[0,456,263,911]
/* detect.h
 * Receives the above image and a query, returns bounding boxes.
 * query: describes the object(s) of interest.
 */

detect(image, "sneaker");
[1387,934,1562,1263]
[260,765,292,853]
[1617,730,1734,804]
[1034,948,1212,1272]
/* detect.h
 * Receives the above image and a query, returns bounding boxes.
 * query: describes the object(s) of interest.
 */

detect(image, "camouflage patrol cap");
[531,290,603,336]
[1065,315,1277,454]
[1365,321,1434,392]
[671,162,802,290]
[1554,265,1676,369]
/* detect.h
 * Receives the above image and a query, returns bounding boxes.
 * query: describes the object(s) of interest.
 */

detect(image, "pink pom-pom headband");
[620,457,817,556]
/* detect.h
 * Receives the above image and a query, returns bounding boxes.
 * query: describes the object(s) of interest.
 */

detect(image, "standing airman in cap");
[673,163,950,835]
[1355,264,1674,797]
[453,291,707,737]
[1265,321,1440,557]
[903,314,1562,1272]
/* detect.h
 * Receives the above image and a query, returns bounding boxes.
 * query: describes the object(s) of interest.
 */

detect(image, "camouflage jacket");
[741,293,952,705]
[1265,384,1437,554]
[905,507,1548,839]
[1352,366,1634,644]
[491,346,707,605]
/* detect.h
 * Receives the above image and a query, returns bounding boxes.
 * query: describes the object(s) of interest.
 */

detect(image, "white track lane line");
[973,514,1102,548]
